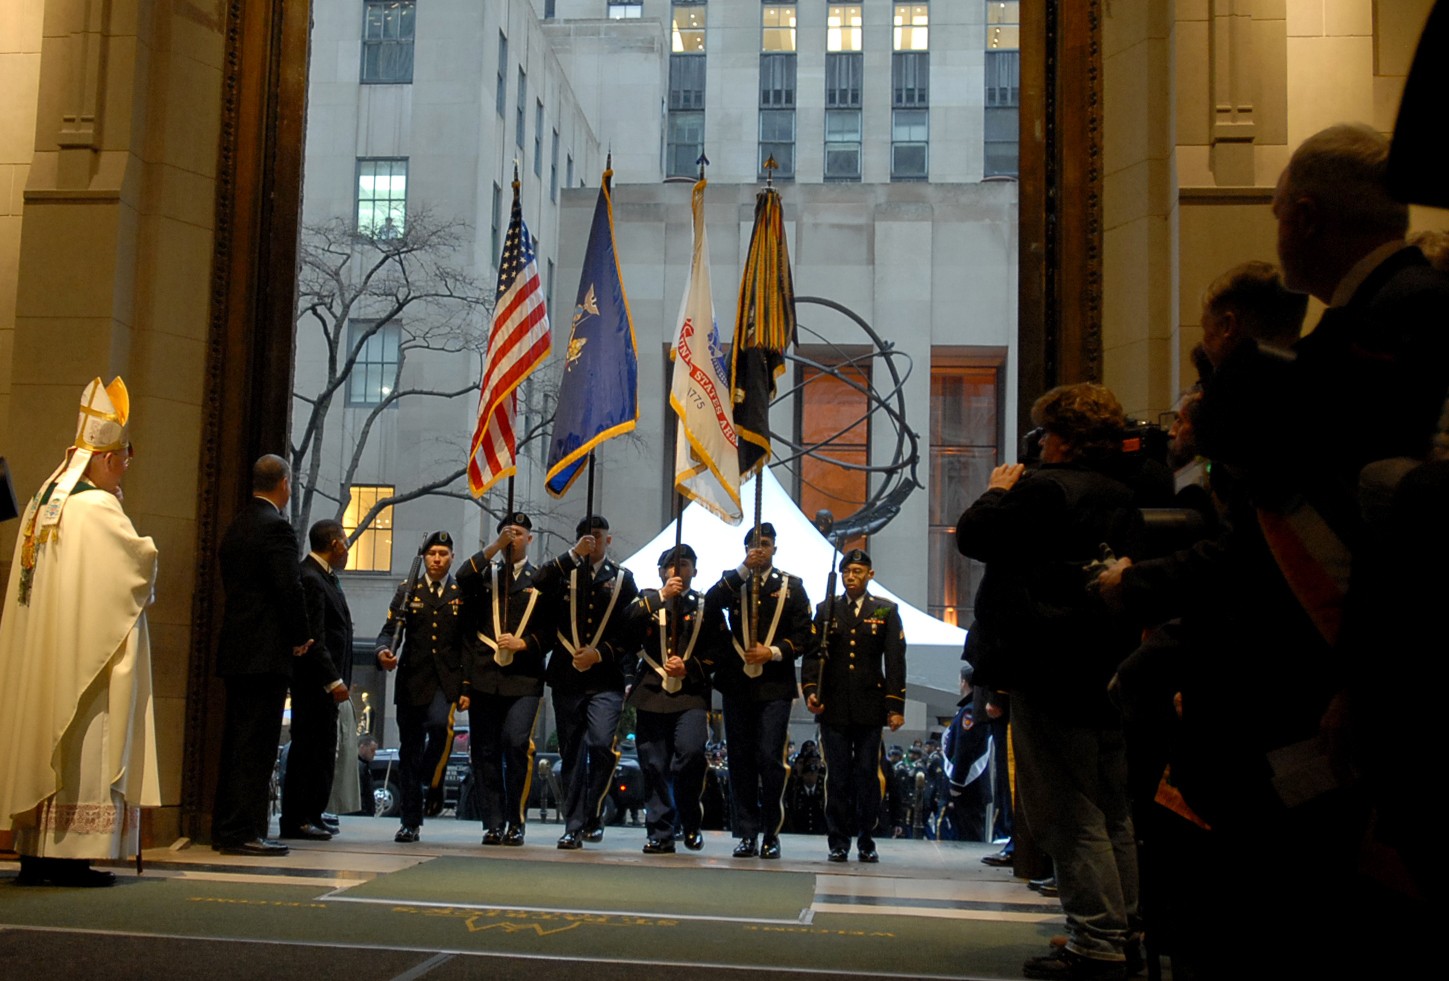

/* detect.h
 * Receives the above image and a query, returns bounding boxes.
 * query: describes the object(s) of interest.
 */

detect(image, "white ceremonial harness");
[558,562,624,670]
[733,570,789,679]
[477,560,538,667]
[642,591,706,694]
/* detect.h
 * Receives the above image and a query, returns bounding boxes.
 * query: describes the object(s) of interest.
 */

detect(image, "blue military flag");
[544,166,639,497]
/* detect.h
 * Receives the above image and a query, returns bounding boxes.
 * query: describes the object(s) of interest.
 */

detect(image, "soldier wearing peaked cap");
[802,548,906,864]
[375,530,466,843]
[455,512,552,846]
[625,543,728,854]
[706,522,815,860]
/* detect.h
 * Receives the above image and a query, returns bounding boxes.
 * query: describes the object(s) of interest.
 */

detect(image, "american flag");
[468,184,551,496]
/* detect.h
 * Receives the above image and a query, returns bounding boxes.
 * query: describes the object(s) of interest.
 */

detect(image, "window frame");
[360,0,416,85]
[355,157,408,237]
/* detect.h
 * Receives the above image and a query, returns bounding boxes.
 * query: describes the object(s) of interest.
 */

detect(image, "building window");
[825,52,862,108]
[668,111,706,178]
[893,3,929,51]
[491,183,503,265]
[534,100,545,176]
[827,5,862,52]
[672,3,706,52]
[551,129,561,200]
[928,362,1001,624]
[547,258,556,313]
[892,51,929,106]
[759,53,796,108]
[891,108,928,179]
[795,353,871,552]
[762,5,797,52]
[987,1,1021,50]
[356,158,407,236]
[496,33,508,116]
[516,68,527,149]
[343,484,395,573]
[361,0,416,84]
[608,1,643,18]
[567,153,574,189]
[670,54,707,110]
[346,320,401,407]
[759,109,795,179]
[825,109,861,180]
[984,2,1020,178]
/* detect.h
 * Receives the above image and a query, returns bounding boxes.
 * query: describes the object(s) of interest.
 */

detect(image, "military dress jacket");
[705,566,814,703]
[533,551,640,695]
[456,554,552,698]
[375,574,465,708]
[801,591,906,727]
[625,587,727,714]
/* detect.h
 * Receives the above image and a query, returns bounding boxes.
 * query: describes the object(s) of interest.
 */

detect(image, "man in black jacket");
[534,515,639,850]
[456,512,551,847]
[212,454,312,855]
[801,549,905,863]
[375,530,465,843]
[626,544,726,854]
[281,519,352,841]
[707,523,814,860]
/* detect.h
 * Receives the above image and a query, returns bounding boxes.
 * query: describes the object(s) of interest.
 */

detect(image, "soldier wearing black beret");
[801,548,906,863]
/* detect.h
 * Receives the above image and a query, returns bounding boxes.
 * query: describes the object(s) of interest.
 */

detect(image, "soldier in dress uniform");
[626,544,728,854]
[706,522,814,860]
[802,548,906,863]
[375,530,465,843]
[533,515,639,850]
[456,512,552,847]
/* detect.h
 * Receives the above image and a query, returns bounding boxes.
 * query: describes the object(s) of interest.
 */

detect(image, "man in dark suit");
[375,530,465,843]
[280,519,353,840]
[455,512,552,847]
[707,522,814,860]
[626,544,727,854]
[212,454,312,855]
[801,549,905,863]
[533,515,639,850]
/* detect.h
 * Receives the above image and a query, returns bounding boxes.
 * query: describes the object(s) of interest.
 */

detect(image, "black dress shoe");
[581,823,605,843]
[317,815,341,834]
[981,849,1014,868]
[683,830,704,851]
[642,839,676,854]
[279,823,333,841]
[219,838,290,856]
[394,826,421,843]
[48,861,117,888]
[481,827,504,846]
[827,848,849,863]
[858,848,879,863]
[760,837,781,860]
[504,824,526,846]
[732,836,758,858]
[557,831,583,850]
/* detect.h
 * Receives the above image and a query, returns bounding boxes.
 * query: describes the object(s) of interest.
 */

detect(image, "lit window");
[343,485,395,572]
[763,5,797,52]
[356,158,407,236]
[893,3,929,51]
[346,320,401,407]
[673,4,706,52]
[362,1,415,84]
[987,1,1020,50]
[827,5,862,53]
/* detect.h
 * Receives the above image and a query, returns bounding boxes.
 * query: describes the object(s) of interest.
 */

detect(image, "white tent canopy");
[619,469,968,714]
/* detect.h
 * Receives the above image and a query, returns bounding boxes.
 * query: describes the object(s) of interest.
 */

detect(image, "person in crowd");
[0,378,160,886]
[801,548,905,863]
[375,531,465,843]
[941,663,992,842]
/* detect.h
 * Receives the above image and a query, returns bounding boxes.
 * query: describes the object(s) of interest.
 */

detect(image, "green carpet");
[336,856,815,921]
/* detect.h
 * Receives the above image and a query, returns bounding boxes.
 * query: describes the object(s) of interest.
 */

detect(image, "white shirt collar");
[309,551,331,574]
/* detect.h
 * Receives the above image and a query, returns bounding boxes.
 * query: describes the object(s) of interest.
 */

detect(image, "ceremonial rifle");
[388,532,431,668]
[812,510,839,707]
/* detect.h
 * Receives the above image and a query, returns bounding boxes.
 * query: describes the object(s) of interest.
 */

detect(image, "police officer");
[706,522,814,860]
[626,544,727,854]
[375,530,465,843]
[802,548,906,863]
[456,512,551,847]
[534,515,639,850]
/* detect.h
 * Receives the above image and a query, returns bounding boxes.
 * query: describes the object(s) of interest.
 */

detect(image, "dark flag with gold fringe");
[730,181,795,480]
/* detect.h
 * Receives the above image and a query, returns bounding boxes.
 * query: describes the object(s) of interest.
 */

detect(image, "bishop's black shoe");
[556,830,584,850]
[582,823,605,843]
[760,837,782,860]
[683,830,705,851]
[481,827,504,846]
[642,839,676,855]
[828,848,849,863]
[394,826,421,843]
[503,824,526,846]
[732,836,758,858]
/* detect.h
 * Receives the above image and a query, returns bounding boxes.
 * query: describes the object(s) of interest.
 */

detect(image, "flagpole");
[669,489,684,659]
[586,451,595,520]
